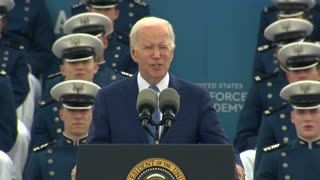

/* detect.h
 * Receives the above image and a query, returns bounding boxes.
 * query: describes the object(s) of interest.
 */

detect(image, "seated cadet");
[254,0,320,76]
[233,19,315,180]
[30,33,101,149]
[4,0,56,80]
[0,0,29,108]
[24,80,100,180]
[254,42,320,175]
[255,80,320,179]
[72,0,139,74]
[72,0,150,38]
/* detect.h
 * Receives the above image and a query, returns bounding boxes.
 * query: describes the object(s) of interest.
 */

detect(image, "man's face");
[60,58,98,81]
[291,108,320,141]
[130,24,174,85]
[89,7,119,21]
[286,67,320,83]
[59,107,92,137]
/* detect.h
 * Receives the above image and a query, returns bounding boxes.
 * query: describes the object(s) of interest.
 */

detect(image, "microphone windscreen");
[136,88,158,113]
[159,88,180,113]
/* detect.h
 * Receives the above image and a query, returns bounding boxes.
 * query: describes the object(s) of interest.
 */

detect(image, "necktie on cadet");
[148,85,160,144]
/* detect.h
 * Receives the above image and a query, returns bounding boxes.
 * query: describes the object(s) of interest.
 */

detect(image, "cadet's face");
[60,107,92,137]
[130,24,174,85]
[89,7,119,21]
[286,67,320,83]
[60,59,98,81]
[291,108,320,141]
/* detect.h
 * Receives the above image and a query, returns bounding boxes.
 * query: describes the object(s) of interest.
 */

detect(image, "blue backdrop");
[45,0,280,141]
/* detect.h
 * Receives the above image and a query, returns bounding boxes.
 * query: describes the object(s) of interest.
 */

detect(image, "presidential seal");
[127,158,186,180]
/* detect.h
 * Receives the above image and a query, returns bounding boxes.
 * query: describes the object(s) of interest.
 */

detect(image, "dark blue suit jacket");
[88,73,242,165]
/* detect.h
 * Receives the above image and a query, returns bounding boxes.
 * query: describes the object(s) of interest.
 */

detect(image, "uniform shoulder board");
[4,41,24,50]
[263,6,277,13]
[114,69,133,77]
[38,98,56,107]
[254,69,279,82]
[48,72,62,79]
[130,0,148,7]
[33,140,57,152]
[0,70,7,76]
[256,43,275,52]
[72,2,85,8]
[264,102,288,116]
[263,142,287,152]
[117,34,130,46]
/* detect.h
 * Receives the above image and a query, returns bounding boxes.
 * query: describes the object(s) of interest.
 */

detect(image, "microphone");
[136,88,158,137]
[159,88,180,135]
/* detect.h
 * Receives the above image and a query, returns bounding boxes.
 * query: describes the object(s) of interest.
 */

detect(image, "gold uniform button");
[24,7,30,12]
[54,117,60,123]
[281,152,287,157]
[49,171,55,176]
[111,75,116,81]
[3,57,8,61]
[47,149,53,154]
[24,17,29,22]
[53,107,58,112]
[285,175,291,180]
[129,3,134,8]
[280,114,286,119]
[116,46,121,50]
[267,82,272,87]
[112,63,117,67]
[2,63,6,68]
[283,137,289,143]
[48,159,53,164]
[129,12,134,17]
[282,163,288,168]
[267,94,273,99]
[56,128,62,134]
[4,51,9,55]
[281,126,288,131]
[114,54,119,58]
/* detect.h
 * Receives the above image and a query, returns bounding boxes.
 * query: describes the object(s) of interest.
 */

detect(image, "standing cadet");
[30,33,101,149]
[24,80,100,180]
[72,0,139,74]
[254,42,320,175]
[255,80,320,179]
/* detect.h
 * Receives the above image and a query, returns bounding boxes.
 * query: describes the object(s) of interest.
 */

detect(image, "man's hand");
[236,164,245,180]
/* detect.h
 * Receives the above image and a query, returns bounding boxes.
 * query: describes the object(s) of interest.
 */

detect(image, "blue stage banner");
[46,0,277,140]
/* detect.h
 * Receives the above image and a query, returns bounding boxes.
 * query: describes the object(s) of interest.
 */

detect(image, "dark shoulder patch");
[33,140,57,152]
[263,142,287,152]
[48,72,62,79]
[263,6,277,13]
[264,102,288,116]
[4,41,24,50]
[254,69,279,82]
[130,0,148,7]
[38,98,56,107]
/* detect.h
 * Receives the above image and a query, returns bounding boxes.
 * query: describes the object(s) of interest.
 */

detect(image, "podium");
[76,144,236,180]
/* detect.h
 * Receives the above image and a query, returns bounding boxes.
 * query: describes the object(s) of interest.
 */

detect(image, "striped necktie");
[148,85,160,143]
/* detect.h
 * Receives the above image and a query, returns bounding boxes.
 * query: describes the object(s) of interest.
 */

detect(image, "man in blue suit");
[87,16,245,179]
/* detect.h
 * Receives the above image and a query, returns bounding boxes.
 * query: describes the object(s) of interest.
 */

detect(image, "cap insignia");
[72,83,84,94]
[281,22,291,32]
[300,84,311,94]
[80,16,90,26]
[293,46,303,56]
[70,37,81,47]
